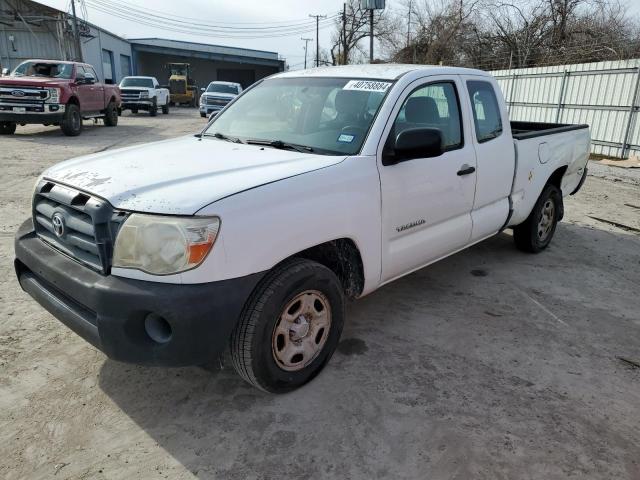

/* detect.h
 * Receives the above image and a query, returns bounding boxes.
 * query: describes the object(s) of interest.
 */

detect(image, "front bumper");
[0,104,65,124]
[200,105,224,115]
[122,101,154,110]
[14,221,265,366]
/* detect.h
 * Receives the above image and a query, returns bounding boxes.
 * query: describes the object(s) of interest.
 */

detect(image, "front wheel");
[60,104,82,136]
[513,183,562,253]
[149,99,158,117]
[103,102,118,126]
[0,121,16,134]
[162,101,169,114]
[230,259,345,393]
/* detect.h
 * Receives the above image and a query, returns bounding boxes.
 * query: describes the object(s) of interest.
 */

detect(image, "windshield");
[12,61,73,79]
[204,77,392,155]
[207,83,239,95]
[120,77,154,88]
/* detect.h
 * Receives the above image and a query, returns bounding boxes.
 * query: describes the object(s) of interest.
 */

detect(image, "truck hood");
[0,77,68,87]
[43,136,346,215]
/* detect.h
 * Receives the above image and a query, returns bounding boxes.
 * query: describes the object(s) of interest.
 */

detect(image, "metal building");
[130,38,285,90]
[0,0,78,71]
[2,1,285,89]
[0,0,132,84]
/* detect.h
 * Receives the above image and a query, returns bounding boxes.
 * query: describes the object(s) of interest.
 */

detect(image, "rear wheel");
[230,259,345,393]
[60,104,82,136]
[0,121,16,134]
[514,183,562,253]
[103,102,118,126]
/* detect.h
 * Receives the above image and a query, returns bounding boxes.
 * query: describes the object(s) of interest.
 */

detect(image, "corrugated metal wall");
[0,0,77,70]
[491,59,640,158]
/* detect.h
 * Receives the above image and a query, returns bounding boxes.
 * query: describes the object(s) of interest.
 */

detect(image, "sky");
[35,0,354,69]
[34,0,640,70]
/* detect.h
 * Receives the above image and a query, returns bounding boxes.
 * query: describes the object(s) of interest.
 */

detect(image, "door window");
[388,81,463,152]
[467,81,503,142]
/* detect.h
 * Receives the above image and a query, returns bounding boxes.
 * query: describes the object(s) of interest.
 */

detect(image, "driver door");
[378,76,477,283]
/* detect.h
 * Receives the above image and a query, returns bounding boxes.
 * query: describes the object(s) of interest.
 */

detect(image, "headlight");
[45,88,60,103]
[200,96,206,105]
[113,214,220,275]
[140,91,149,98]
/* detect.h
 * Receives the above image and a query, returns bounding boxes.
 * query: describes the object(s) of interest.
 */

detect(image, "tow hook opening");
[144,313,172,344]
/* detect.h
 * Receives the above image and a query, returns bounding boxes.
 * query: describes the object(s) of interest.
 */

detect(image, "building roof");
[129,38,280,61]
[275,64,492,80]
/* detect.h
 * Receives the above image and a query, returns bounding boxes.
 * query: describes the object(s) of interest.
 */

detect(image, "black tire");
[60,104,82,136]
[149,99,158,117]
[200,112,206,118]
[162,102,169,114]
[230,258,345,393]
[513,183,563,253]
[0,121,16,134]
[103,102,118,127]
[131,108,138,114]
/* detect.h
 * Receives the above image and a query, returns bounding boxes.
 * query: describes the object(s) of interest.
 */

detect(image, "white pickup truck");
[14,65,589,393]
[118,76,170,116]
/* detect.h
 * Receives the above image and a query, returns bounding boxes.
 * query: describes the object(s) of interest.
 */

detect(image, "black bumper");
[122,102,153,110]
[0,112,64,124]
[14,221,265,366]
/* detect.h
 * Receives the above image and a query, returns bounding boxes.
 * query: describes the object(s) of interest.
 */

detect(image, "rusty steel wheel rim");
[537,198,555,242]
[272,290,332,372]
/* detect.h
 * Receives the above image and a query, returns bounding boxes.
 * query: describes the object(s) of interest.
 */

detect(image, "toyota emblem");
[51,213,65,238]
[11,90,25,97]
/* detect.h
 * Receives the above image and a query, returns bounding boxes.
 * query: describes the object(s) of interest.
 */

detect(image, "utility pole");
[309,14,326,67]
[369,9,374,63]
[301,37,312,69]
[70,0,83,62]
[407,0,412,48]
[342,3,347,65]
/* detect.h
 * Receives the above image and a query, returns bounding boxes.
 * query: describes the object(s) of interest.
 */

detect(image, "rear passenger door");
[462,76,515,241]
[377,76,478,283]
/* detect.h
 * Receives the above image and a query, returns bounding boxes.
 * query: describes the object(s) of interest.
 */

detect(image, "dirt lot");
[1,110,639,480]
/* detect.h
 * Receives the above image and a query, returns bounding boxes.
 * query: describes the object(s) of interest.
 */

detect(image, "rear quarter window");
[467,81,503,143]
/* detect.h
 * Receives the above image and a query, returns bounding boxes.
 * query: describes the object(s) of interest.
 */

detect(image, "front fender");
[192,156,383,294]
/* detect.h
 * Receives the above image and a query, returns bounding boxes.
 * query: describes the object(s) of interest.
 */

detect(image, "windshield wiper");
[203,132,244,144]
[246,139,314,153]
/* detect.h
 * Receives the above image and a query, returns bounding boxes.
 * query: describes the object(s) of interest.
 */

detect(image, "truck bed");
[511,121,589,140]
[508,121,591,227]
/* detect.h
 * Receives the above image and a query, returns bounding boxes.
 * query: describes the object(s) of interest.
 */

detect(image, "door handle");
[457,165,476,176]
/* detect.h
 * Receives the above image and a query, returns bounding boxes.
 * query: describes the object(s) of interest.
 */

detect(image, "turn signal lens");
[113,214,220,275]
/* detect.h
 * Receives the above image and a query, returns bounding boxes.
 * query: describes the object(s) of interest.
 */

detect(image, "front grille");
[205,96,231,106]
[120,89,145,101]
[32,181,126,274]
[0,86,47,101]
[170,79,186,95]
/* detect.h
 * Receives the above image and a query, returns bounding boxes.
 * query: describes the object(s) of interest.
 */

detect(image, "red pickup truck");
[0,60,121,136]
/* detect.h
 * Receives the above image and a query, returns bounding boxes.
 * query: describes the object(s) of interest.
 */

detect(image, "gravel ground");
[1,111,639,480]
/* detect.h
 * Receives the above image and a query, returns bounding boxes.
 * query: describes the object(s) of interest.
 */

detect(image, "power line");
[85,0,336,39]
[86,0,337,34]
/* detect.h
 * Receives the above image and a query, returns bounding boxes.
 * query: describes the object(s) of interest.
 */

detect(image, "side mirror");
[383,128,443,165]
[200,87,206,92]
[1,67,9,76]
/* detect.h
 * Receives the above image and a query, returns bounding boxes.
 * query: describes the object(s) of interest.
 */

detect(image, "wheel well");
[546,165,567,220]
[67,96,79,106]
[547,165,567,190]
[290,239,364,299]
